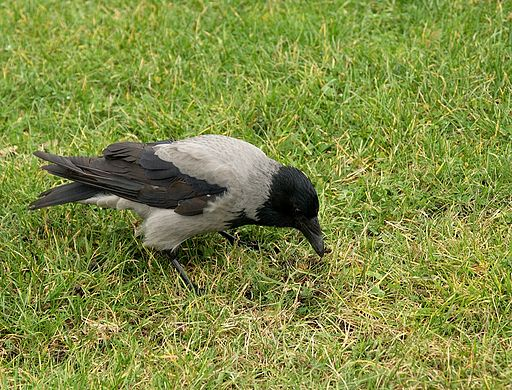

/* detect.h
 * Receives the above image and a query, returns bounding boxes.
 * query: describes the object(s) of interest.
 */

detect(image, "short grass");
[1,0,512,388]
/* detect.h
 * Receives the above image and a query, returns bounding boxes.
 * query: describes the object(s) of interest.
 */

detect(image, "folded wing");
[30,141,227,216]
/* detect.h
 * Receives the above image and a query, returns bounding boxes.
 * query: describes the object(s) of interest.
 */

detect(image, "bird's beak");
[296,216,325,257]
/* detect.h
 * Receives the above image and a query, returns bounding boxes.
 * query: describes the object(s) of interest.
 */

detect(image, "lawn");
[1,0,512,388]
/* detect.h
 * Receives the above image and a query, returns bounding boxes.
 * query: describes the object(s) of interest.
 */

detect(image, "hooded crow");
[30,134,325,291]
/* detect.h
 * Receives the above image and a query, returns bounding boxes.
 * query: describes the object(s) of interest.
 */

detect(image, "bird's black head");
[256,166,325,257]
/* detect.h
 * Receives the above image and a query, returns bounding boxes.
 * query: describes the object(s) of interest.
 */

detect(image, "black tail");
[29,182,101,210]
[30,151,101,210]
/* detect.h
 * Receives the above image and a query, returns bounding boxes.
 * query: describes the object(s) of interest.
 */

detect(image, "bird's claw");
[219,231,260,250]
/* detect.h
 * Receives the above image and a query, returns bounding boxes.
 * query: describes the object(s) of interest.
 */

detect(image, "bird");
[29,134,325,292]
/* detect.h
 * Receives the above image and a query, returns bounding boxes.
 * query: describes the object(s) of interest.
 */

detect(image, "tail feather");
[29,182,101,210]
[30,151,102,209]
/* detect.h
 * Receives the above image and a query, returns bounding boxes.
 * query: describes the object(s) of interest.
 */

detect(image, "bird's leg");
[165,251,201,294]
[219,231,237,245]
[219,231,260,250]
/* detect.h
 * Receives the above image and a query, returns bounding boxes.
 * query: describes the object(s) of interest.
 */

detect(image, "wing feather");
[33,142,226,214]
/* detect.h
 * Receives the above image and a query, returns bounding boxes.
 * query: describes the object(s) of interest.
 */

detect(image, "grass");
[1,0,512,387]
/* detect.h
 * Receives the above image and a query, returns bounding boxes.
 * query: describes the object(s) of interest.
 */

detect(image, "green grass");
[1,0,512,387]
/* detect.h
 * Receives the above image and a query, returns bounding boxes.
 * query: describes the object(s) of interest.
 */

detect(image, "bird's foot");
[219,231,260,250]
[165,252,202,295]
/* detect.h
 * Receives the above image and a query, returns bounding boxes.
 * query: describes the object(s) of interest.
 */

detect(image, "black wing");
[32,141,226,216]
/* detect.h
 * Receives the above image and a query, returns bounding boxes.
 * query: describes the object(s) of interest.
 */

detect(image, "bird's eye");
[294,208,302,214]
